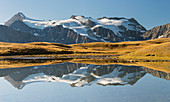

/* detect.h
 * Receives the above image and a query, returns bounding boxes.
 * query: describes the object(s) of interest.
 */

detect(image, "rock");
[1,13,148,44]
[0,25,41,43]
[85,19,96,27]
[143,23,170,39]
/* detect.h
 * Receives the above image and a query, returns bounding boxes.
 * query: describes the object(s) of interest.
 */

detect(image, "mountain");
[143,23,170,39]
[0,25,41,43]
[2,12,146,44]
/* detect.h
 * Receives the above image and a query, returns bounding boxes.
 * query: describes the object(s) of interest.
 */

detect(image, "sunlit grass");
[0,38,169,62]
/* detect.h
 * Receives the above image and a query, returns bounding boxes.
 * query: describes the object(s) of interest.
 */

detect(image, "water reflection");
[143,67,170,80]
[0,62,169,90]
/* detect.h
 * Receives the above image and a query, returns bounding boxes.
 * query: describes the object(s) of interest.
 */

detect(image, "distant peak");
[17,12,26,18]
[70,15,93,19]
[4,12,26,26]
[70,15,84,19]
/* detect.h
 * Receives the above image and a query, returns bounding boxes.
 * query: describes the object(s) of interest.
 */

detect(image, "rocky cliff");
[1,12,169,44]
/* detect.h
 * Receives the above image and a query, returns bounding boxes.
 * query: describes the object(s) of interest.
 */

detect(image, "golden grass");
[128,42,170,57]
[0,38,169,61]
[71,38,170,57]
[0,42,73,56]
[119,41,170,61]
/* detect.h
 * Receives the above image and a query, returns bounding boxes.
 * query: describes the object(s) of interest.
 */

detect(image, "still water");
[0,62,169,102]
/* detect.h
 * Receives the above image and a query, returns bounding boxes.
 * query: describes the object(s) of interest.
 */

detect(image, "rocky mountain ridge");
[0,12,169,43]
[1,12,146,43]
[143,23,170,39]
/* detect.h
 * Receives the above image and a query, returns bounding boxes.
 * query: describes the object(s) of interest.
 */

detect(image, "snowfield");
[2,12,145,42]
[20,13,145,38]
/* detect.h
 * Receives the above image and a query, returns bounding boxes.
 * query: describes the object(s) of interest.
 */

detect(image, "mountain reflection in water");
[0,62,169,90]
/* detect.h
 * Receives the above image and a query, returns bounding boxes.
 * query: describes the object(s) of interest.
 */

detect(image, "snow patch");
[158,35,164,38]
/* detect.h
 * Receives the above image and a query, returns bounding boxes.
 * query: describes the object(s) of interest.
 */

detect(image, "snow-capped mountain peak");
[2,12,147,44]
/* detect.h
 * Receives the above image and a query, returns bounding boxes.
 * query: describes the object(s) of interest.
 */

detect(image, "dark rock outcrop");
[128,18,146,31]
[92,27,119,42]
[43,26,94,43]
[97,17,126,20]
[84,20,96,27]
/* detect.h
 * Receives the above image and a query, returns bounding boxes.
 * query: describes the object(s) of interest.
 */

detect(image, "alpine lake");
[0,58,169,102]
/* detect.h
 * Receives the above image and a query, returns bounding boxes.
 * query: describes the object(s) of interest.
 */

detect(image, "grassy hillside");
[71,38,170,55]
[0,38,169,61]
[119,40,170,61]
[0,42,73,56]
[128,42,170,57]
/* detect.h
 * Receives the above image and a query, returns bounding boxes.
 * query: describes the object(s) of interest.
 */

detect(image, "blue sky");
[0,0,169,29]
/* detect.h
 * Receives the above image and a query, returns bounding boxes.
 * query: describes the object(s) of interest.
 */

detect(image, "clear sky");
[0,0,169,29]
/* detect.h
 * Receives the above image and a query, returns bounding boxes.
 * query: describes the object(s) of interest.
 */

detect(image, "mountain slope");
[0,25,41,43]
[2,12,146,44]
[143,23,170,39]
